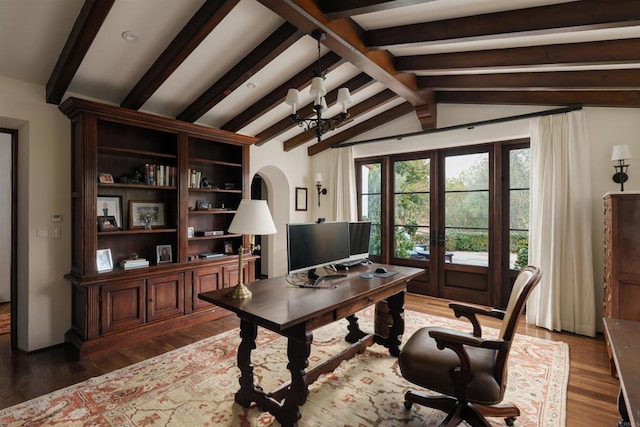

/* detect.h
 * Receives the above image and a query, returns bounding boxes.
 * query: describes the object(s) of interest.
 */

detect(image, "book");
[198,252,224,259]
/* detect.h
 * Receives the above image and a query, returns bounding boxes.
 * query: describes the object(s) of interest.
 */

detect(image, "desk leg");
[386,291,405,356]
[234,318,257,408]
[345,314,367,343]
[373,292,405,356]
[277,326,312,427]
[618,388,630,424]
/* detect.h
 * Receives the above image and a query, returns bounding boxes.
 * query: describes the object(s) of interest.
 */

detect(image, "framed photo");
[97,195,122,228]
[156,245,172,264]
[196,200,212,211]
[129,201,166,229]
[224,241,234,255]
[187,226,195,239]
[98,173,114,184]
[98,216,119,232]
[295,187,308,211]
[96,249,113,272]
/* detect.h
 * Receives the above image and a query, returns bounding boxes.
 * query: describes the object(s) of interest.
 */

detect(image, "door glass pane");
[360,163,381,256]
[393,158,430,260]
[509,148,530,269]
[444,153,489,266]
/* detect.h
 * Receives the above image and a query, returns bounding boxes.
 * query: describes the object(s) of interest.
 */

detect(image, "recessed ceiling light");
[121,31,139,42]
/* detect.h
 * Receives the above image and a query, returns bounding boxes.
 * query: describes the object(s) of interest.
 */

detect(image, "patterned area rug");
[0,309,568,426]
[0,313,9,335]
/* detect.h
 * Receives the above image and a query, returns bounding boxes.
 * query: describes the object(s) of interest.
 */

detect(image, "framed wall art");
[295,187,308,211]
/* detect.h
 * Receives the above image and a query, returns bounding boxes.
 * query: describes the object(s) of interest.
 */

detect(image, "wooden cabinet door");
[100,279,145,335]
[147,273,184,323]
[222,261,251,290]
[192,265,223,311]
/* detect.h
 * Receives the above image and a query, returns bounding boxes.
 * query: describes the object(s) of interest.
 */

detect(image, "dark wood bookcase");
[60,97,258,357]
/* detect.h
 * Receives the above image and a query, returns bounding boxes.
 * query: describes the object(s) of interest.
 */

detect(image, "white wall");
[312,103,640,332]
[0,76,71,351]
[0,132,11,301]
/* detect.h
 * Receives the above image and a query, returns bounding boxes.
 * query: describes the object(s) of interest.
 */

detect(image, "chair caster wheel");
[505,417,516,426]
[404,400,413,410]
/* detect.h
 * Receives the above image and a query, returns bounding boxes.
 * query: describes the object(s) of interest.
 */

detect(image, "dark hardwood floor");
[0,295,621,425]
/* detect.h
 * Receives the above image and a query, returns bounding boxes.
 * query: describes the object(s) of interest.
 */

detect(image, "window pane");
[393,158,430,260]
[361,162,381,193]
[444,191,488,228]
[369,223,381,256]
[445,229,489,266]
[445,153,488,191]
[361,194,381,224]
[509,148,530,270]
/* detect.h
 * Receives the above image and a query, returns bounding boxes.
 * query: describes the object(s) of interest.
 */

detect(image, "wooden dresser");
[603,192,640,373]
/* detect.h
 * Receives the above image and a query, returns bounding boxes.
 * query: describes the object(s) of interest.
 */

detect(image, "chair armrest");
[449,302,506,337]
[428,327,509,384]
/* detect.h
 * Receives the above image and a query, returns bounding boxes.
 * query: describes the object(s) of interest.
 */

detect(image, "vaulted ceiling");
[2,0,639,155]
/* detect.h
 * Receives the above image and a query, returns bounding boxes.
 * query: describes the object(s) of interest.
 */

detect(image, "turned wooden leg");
[386,291,405,356]
[345,313,367,343]
[234,318,257,407]
[276,324,312,427]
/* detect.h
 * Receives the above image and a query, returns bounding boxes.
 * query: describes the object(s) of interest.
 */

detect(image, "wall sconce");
[611,144,632,191]
[315,173,327,207]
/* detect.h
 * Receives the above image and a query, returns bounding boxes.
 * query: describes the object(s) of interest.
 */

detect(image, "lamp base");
[226,282,252,299]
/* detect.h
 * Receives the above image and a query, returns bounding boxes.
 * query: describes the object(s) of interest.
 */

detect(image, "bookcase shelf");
[60,97,258,358]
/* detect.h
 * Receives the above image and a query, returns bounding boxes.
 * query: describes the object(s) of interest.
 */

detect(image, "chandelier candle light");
[285,31,353,143]
[226,200,277,299]
[611,144,632,191]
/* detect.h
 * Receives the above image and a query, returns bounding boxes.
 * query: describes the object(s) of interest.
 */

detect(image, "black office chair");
[398,265,542,426]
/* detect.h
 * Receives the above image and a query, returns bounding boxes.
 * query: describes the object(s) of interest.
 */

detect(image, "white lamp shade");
[319,96,328,113]
[315,173,322,183]
[228,200,277,235]
[611,144,632,161]
[285,89,300,106]
[337,88,352,108]
[309,76,327,98]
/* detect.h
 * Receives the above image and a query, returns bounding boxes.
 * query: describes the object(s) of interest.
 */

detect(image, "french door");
[356,139,529,308]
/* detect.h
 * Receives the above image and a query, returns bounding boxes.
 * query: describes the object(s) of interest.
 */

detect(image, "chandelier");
[285,31,352,143]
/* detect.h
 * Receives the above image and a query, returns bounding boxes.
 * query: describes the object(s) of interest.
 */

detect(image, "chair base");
[404,390,520,427]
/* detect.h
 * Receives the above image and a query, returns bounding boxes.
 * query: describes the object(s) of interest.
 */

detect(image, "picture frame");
[156,244,172,264]
[96,248,113,272]
[98,216,119,232]
[187,226,195,239]
[129,201,166,229]
[97,195,122,228]
[295,187,308,211]
[196,199,212,211]
[98,172,114,184]
[224,241,234,255]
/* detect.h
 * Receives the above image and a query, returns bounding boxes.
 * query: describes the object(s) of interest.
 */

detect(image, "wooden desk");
[199,264,423,426]
[603,317,640,426]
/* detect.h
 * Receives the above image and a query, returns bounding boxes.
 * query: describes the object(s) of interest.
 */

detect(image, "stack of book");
[120,258,150,270]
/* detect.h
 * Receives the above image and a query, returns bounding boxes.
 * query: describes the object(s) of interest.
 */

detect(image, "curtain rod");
[332,105,583,149]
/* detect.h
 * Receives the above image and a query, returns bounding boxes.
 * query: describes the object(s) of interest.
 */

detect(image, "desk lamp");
[227,199,277,299]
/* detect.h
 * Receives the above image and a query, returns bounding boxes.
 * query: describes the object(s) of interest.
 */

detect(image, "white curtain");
[527,111,596,337]
[330,146,357,221]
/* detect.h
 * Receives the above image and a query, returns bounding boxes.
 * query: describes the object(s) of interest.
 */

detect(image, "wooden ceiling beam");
[366,0,640,49]
[121,0,240,111]
[221,52,343,132]
[418,70,640,90]
[258,0,432,111]
[397,38,640,71]
[177,22,302,122]
[283,88,398,151]
[307,102,415,156]
[255,72,374,144]
[436,90,640,108]
[320,0,435,19]
[46,0,114,104]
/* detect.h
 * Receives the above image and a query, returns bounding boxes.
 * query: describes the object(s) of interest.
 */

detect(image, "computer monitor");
[286,221,351,279]
[348,221,372,261]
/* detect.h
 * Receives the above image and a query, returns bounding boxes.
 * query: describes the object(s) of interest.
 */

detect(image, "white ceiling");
[1,0,639,151]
